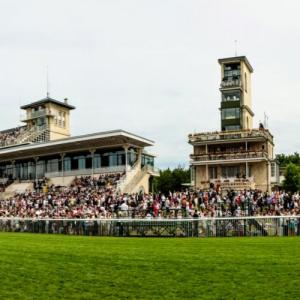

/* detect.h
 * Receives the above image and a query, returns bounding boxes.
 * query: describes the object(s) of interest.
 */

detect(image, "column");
[206,164,209,181]
[245,162,249,179]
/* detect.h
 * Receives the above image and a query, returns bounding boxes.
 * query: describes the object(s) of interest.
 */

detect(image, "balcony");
[45,165,127,178]
[189,129,274,144]
[190,150,269,163]
[20,109,54,122]
[220,79,242,89]
[210,177,255,190]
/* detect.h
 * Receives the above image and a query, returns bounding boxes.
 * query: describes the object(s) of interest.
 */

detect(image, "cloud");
[0,0,299,169]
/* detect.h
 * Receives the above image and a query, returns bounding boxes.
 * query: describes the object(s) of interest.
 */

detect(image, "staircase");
[16,126,50,144]
[120,165,151,194]
[5,182,34,194]
[117,162,140,192]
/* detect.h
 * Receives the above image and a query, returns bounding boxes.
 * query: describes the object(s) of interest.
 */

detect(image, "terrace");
[20,108,54,122]
[190,150,269,163]
[189,129,274,145]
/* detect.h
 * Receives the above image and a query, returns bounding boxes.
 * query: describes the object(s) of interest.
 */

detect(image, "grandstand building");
[189,56,279,192]
[0,96,157,194]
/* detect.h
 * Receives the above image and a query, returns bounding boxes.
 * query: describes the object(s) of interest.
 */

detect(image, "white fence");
[0,216,299,237]
[45,166,126,178]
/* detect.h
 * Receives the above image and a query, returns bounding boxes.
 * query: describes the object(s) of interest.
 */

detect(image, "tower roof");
[218,56,254,73]
[20,96,75,110]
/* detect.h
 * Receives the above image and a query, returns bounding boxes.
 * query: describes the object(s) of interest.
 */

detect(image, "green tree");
[282,163,300,193]
[153,166,190,194]
[276,152,300,167]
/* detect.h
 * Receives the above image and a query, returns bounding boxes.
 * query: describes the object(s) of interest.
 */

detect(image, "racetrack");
[0,233,299,299]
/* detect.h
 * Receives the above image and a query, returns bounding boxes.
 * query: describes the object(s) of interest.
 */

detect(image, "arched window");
[244,72,247,92]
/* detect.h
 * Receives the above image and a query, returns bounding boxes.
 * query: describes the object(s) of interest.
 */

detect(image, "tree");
[153,166,190,194]
[282,163,300,193]
[276,152,300,167]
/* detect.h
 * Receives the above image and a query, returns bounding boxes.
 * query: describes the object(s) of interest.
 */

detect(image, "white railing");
[220,79,242,88]
[143,164,160,175]
[0,216,299,237]
[45,166,126,178]
[20,109,53,122]
[0,215,297,221]
[117,161,141,192]
[0,178,9,185]
[189,129,274,143]
[191,151,269,162]
[210,177,254,183]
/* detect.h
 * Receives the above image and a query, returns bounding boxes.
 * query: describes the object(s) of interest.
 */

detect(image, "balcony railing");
[45,166,127,178]
[189,129,274,143]
[190,151,269,162]
[20,109,54,122]
[209,177,255,190]
[220,79,242,89]
[210,177,254,184]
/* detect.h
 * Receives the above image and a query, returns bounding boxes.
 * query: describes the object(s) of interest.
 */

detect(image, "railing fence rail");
[0,216,299,238]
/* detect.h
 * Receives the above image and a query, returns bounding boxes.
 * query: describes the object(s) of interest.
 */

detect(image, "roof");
[0,130,154,162]
[0,125,26,134]
[20,96,76,110]
[218,56,254,73]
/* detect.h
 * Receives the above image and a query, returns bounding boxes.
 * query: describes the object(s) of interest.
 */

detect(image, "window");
[128,149,137,166]
[36,160,46,179]
[221,166,240,178]
[248,165,252,177]
[93,154,101,169]
[224,125,240,131]
[271,163,276,177]
[63,157,71,171]
[72,156,86,170]
[109,153,118,166]
[244,72,247,92]
[222,91,241,102]
[78,156,86,170]
[209,167,217,179]
[223,63,241,80]
[141,155,154,167]
[54,111,66,128]
[62,112,66,128]
[47,159,59,172]
[221,108,240,120]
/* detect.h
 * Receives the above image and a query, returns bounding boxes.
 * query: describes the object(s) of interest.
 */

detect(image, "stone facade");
[189,56,278,192]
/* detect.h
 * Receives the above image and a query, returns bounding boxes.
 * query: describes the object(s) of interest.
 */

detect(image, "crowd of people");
[0,178,13,193]
[0,126,25,147]
[0,174,300,219]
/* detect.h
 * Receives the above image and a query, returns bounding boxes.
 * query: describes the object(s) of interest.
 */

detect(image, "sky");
[0,0,299,169]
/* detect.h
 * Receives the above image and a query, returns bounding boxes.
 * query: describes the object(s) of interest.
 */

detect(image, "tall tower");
[20,96,75,142]
[218,56,254,131]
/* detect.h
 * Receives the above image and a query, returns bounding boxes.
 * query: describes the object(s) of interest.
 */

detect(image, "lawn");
[0,234,299,299]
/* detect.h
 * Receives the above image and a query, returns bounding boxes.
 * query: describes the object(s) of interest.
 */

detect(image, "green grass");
[0,234,299,299]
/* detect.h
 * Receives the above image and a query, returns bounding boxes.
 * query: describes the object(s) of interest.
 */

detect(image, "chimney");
[64,98,68,104]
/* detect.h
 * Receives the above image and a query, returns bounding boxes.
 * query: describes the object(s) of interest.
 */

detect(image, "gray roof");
[20,96,75,110]
[0,129,155,162]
